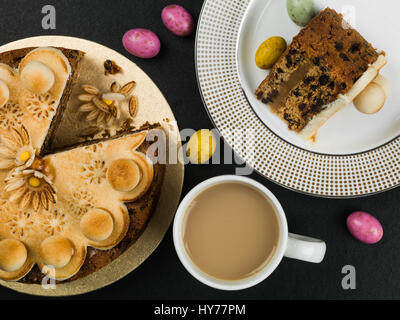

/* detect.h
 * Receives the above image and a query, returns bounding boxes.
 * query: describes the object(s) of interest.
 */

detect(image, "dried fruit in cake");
[255,8,387,140]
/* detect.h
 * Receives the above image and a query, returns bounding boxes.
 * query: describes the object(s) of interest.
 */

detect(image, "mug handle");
[284,233,326,263]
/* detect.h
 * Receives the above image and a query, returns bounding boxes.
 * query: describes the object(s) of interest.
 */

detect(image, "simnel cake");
[0,47,165,282]
[255,8,386,140]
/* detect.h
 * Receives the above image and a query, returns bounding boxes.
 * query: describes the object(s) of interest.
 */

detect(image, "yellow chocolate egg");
[186,129,217,164]
[255,37,287,69]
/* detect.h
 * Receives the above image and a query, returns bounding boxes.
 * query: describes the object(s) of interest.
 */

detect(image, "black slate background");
[0,0,399,300]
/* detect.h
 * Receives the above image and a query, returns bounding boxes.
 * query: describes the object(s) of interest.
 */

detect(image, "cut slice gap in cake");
[0,47,85,154]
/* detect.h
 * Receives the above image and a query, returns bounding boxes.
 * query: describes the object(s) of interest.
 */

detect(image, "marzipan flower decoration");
[0,102,23,130]
[81,159,107,184]
[0,125,35,170]
[26,93,57,120]
[4,169,57,212]
[78,81,138,126]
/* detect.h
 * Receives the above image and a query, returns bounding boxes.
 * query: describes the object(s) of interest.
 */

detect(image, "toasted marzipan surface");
[0,47,85,154]
[18,130,165,284]
[0,47,165,283]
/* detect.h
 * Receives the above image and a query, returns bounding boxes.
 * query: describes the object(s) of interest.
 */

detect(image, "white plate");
[196,0,400,197]
[237,0,400,155]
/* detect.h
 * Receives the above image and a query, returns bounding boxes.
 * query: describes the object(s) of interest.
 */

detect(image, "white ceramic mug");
[173,175,326,291]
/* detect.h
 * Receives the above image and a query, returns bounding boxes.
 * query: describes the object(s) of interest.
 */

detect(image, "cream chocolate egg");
[40,236,74,268]
[20,61,55,94]
[354,82,386,114]
[0,80,9,108]
[372,74,390,97]
[80,208,114,242]
[0,239,27,272]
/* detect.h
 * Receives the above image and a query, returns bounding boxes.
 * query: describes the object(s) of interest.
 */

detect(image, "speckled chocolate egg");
[162,4,196,37]
[287,0,315,26]
[255,36,287,69]
[122,28,161,59]
[347,211,383,244]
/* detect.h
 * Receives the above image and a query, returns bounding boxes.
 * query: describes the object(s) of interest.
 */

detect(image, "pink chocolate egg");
[122,28,161,59]
[347,211,383,244]
[161,4,195,37]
